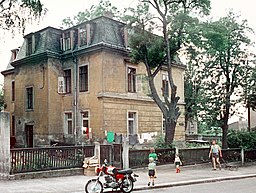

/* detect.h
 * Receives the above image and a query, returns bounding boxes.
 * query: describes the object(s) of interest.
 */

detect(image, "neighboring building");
[228,118,248,131]
[185,119,198,135]
[2,16,186,147]
[249,109,256,131]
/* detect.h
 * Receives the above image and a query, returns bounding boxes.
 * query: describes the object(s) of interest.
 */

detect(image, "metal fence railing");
[10,145,94,174]
[129,148,176,168]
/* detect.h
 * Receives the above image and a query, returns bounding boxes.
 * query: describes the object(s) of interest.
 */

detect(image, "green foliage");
[247,67,256,110]
[187,12,254,134]
[61,0,120,27]
[0,0,46,34]
[227,130,256,150]
[153,135,174,148]
[0,87,4,111]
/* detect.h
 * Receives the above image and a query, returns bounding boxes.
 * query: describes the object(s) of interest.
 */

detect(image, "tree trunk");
[165,118,176,144]
[221,114,229,149]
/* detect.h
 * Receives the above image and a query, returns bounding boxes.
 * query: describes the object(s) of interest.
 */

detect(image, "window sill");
[25,109,34,112]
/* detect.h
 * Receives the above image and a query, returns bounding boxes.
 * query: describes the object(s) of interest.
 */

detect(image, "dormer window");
[61,31,71,51]
[64,32,71,50]
[11,48,19,61]
[27,37,33,55]
[79,26,87,46]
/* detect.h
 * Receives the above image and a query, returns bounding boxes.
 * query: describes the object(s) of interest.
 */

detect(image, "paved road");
[137,178,256,193]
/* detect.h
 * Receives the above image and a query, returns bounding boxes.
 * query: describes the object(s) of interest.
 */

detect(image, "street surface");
[137,178,256,193]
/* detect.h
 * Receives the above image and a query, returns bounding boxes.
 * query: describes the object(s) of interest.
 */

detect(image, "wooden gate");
[100,144,123,168]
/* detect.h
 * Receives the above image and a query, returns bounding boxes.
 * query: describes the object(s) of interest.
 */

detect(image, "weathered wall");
[0,112,10,179]
[13,60,49,147]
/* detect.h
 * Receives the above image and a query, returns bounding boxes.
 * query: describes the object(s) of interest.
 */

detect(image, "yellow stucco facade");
[2,16,185,147]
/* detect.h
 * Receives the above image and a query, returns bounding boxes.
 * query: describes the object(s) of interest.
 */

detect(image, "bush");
[153,135,174,149]
[227,130,256,150]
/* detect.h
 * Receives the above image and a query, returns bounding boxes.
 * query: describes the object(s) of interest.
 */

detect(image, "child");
[174,154,182,173]
[148,147,158,162]
[148,157,156,186]
[148,147,158,178]
[209,139,222,170]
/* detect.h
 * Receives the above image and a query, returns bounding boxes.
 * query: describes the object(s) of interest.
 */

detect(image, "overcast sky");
[1,0,255,76]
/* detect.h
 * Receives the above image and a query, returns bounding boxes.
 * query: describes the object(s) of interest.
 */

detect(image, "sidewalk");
[0,163,256,193]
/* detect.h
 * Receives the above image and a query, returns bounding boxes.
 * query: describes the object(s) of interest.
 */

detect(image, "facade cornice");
[11,51,61,67]
[1,68,14,76]
[61,42,130,59]
[97,92,186,105]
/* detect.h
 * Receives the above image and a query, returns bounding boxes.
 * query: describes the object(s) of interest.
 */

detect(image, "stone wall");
[0,112,10,179]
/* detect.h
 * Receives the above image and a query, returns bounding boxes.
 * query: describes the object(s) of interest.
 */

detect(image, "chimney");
[103,11,114,19]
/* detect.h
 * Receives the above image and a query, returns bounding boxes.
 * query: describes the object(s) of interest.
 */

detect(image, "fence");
[244,149,256,162]
[129,148,175,168]
[10,145,256,174]
[10,146,94,174]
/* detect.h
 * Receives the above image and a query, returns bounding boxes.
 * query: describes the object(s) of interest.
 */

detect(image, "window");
[81,111,89,128]
[162,74,169,96]
[11,81,15,101]
[11,115,15,136]
[27,37,33,55]
[127,112,137,135]
[63,32,71,51]
[79,65,88,92]
[79,26,87,46]
[64,113,73,135]
[26,87,34,110]
[162,115,166,134]
[128,67,136,92]
[64,69,71,93]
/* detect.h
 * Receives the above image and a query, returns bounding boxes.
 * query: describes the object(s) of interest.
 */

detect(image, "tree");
[0,0,45,34]
[59,0,210,144]
[0,87,4,111]
[191,12,254,148]
[127,0,210,143]
[61,0,120,27]
[247,67,256,110]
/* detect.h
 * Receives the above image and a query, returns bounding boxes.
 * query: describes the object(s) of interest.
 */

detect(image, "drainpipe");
[72,52,78,145]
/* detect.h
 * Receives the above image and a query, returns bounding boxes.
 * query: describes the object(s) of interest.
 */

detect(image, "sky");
[0,0,255,122]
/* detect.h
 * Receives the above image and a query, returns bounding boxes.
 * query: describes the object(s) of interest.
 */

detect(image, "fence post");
[0,112,10,180]
[122,139,129,169]
[241,147,244,166]
[175,147,179,155]
[94,142,100,160]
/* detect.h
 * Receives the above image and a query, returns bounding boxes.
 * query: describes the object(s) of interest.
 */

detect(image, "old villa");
[2,15,185,147]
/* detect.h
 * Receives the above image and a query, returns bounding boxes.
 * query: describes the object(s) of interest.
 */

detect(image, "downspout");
[72,52,78,145]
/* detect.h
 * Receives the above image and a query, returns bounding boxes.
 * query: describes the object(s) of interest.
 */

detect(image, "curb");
[133,174,256,191]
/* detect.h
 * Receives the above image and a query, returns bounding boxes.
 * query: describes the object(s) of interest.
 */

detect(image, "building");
[228,118,248,131]
[1,16,186,147]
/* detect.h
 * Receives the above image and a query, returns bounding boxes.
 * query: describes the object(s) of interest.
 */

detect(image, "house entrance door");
[25,125,33,147]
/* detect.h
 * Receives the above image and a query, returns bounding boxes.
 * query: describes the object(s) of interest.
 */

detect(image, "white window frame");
[64,112,73,135]
[127,66,137,93]
[162,114,166,135]
[162,73,169,96]
[81,110,90,128]
[127,111,138,135]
